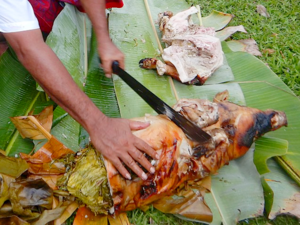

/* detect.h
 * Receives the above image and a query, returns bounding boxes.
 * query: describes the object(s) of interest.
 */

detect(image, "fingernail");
[142,172,148,180]
[126,173,131,180]
[150,167,155,174]
[155,153,160,159]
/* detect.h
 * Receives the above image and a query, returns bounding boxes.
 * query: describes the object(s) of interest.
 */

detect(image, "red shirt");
[28,0,123,33]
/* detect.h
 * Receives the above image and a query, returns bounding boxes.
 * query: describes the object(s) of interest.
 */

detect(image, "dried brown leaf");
[34,106,53,132]
[257,5,270,18]
[262,48,276,55]
[31,205,67,225]
[153,177,212,223]
[0,215,30,225]
[10,106,53,140]
[271,33,278,37]
[28,174,63,190]
[0,153,28,178]
[53,201,79,225]
[237,39,262,56]
[20,136,74,164]
[26,161,66,175]
[0,202,13,214]
[271,192,300,219]
[9,179,53,213]
[227,39,262,56]
[73,206,108,225]
[216,25,247,41]
[0,174,15,208]
[108,213,130,225]
[19,137,73,176]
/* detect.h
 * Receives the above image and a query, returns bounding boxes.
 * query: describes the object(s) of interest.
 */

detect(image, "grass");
[126,0,300,224]
[127,208,300,225]
[127,207,196,225]
[188,0,300,96]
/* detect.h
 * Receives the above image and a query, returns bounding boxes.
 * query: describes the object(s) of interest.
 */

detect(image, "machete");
[112,61,211,144]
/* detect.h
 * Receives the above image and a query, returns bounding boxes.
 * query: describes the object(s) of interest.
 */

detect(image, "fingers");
[92,117,158,181]
[108,156,132,180]
[118,57,125,70]
[112,137,157,181]
[131,140,156,173]
[129,120,151,130]
[106,144,156,181]
[122,153,149,180]
[100,60,113,78]
[101,58,124,78]
[106,138,158,181]
[99,48,125,77]
[134,137,159,161]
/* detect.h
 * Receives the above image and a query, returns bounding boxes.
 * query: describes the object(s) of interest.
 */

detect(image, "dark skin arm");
[3,1,158,180]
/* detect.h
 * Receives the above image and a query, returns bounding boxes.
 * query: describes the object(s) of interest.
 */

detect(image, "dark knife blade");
[112,61,211,143]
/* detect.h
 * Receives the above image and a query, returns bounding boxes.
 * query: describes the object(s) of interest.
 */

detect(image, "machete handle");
[112,60,120,74]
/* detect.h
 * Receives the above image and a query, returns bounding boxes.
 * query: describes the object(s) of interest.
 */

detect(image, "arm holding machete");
[1,0,158,180]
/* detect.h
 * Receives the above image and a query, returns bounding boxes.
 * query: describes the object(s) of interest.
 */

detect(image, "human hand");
[89,117,159,180]
[98,40,124,78]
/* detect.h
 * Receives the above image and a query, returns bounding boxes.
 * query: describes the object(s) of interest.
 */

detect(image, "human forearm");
[79,0,124,76]
[4,29,158,181]
[4,30,106,133]
[79,0,109,43]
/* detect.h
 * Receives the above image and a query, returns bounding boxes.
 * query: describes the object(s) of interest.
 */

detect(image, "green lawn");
[126,0,300,224]
[188,0,300,96]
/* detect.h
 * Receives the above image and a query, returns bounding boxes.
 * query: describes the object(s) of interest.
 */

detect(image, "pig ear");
[213,90,229,103]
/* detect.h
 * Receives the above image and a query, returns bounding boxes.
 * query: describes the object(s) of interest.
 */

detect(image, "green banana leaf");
[224,47,300,221]
[225,49,300,185]
[254,137,288,175]
[109,0,235,119]
[204,146,264,225]
[264,159,300,219]
[45,4,92,91]
[46,4,92,151]
[0,48,49,156]
[85,31,120,119]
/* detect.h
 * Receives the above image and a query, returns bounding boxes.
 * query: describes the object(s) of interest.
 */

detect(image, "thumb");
[129,120,151,131]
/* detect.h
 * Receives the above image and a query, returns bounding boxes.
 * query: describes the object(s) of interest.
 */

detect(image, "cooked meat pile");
[106,90,287,212]
[139,6,224,85]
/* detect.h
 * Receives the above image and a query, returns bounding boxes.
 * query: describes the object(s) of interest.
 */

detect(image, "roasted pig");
[105,90,287,212]
[139,6,223,85]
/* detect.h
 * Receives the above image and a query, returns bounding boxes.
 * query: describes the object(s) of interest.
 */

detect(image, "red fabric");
[60,0,84,12]
[62,0,124,10]
[28,0,124,33]
[106,0,124,8]
[28,0,63,33]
